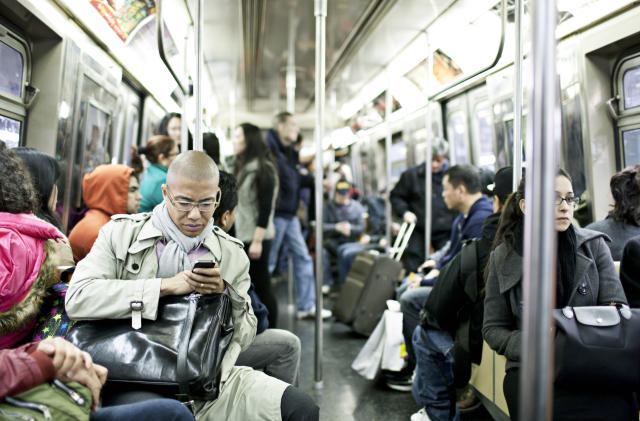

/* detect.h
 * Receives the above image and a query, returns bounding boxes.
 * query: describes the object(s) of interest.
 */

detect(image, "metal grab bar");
[156,0,189,96]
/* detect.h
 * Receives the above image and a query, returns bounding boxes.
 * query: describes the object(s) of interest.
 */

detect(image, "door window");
[0,40,23,98]
[623,65,640,110]
[623,128,640,166]
[447,111,469,164]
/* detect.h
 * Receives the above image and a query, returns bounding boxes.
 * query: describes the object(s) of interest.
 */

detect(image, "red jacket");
[0,342,56,399]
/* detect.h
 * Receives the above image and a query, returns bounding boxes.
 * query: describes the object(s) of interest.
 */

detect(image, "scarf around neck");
[150,203,214,278]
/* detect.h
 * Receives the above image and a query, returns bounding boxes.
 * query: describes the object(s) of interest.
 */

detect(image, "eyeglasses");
[555,194,579,208]
[166,188,219,213]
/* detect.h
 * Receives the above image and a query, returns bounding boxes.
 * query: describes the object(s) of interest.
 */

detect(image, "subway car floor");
[272,278,493,421]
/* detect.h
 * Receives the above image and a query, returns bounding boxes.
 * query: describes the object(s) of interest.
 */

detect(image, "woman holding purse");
[482,170,634,420]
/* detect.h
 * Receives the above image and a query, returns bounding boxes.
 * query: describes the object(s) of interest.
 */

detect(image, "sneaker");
[457,385,481,413]
[386,372,414,392]
[296,307,333,320]
[321,285,331,295]
[410,408,431,421]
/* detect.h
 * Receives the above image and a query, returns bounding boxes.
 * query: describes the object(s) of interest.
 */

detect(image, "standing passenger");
[483,171,633,420]
[586,165,640,260]
[266,112,331,319]
[68,165,141,262]
[157,112,182,144]
[233,122,280,327]
[390,138,457,272]
[139,135,178,212]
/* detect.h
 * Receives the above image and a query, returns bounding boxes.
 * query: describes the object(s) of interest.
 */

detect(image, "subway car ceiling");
[1,0,640,226]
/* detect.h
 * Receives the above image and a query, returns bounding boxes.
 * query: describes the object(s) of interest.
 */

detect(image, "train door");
[0,23,29,148]
[114,83,141,166]
[613,52,640,167]
[60,52,121,231]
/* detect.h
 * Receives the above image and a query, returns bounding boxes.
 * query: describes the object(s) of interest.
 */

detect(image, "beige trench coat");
[66,213,288,420]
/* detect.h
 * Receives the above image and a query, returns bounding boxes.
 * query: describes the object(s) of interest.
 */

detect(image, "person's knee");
[151,400,194,420]
[280,386,319,421]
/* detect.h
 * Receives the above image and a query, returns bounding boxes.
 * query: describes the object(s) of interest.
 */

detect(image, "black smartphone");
[193,260,216,270]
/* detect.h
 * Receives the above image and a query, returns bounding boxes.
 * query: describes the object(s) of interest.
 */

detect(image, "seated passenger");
[483,171,634,420]
[390,165,493,392]
[586,165,640,260]
[322,179,366,289]
[14,147,74,267]
[214,170,301,385]
[0,337,194,420]
[620,235,640,308]
[65,151,319,420]
[68,164,141,262]
[0,143,69,349]
[410,167,513,421]
[139,135,178,212]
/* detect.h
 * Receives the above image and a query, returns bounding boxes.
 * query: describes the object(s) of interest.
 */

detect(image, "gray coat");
[234,160,278,243]
[482,228,628,370]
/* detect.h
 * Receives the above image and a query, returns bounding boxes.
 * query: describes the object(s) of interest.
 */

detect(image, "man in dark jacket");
[390,165,494,392]
[410,167,514,421]
[266,112,331,319]
[390,138,457,272]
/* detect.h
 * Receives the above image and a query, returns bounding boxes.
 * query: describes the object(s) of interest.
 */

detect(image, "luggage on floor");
[334,222,414,335]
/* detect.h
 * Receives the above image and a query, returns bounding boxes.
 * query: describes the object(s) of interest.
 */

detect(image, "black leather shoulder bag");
[554,305,640,389]
[67,292,233,400]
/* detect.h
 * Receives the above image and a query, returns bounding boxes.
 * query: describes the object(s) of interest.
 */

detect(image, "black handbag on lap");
[554,305,640,389]
[67,292,233,400]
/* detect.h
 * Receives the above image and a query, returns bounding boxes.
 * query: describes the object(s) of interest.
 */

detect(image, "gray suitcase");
[334,223,415,335]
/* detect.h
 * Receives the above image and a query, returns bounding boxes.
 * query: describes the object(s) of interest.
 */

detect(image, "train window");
[447,111,469,165]
[622,127,640,166]
[623,66,640,110]
[0,114,21,148]
[0,41,23,98]
[473,102,496,169]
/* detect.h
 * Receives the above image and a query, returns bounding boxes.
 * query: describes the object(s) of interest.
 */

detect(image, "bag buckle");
[130,300,144,330]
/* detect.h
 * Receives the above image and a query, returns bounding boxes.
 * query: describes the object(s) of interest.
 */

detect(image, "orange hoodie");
[69,164,133,262]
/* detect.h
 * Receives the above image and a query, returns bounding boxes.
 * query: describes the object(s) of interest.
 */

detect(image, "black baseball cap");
[487,166,514,204]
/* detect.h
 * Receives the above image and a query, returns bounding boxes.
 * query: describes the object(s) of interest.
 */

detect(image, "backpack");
[421,238,483,386]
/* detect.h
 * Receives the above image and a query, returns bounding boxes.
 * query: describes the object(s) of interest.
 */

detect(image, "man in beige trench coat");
[66,151,319,420]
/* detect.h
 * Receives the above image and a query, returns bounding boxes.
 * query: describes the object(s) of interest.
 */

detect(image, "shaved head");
[167,150,219,186]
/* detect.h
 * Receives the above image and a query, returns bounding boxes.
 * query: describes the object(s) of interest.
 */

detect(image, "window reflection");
[623,66,640,110]
[623,128,640,166]
[0,41,23,98]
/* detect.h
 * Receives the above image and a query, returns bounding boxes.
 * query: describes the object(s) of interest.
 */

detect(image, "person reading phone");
[66,151,319,420]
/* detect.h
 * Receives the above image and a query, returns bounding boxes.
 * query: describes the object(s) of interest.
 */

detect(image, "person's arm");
[389,172,411,218]
[593,237,628,305]
[482,253,521,362]
[65,222,162,322]
[323,203,338,235]
[0,343,56,399]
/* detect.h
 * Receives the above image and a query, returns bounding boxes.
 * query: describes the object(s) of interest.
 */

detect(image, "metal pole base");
[314,380,324,390]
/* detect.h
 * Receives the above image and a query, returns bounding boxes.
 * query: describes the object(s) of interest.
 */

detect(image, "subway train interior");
[2,0,640,420]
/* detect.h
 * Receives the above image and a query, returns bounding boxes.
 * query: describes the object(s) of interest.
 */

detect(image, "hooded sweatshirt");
[69,164,133,262]
[0,213,63,348]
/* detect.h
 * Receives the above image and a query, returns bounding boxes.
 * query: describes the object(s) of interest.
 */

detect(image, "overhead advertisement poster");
[89,0,156,43]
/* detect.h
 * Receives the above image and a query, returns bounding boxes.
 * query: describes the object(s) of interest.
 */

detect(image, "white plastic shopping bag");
[352,301,405,380]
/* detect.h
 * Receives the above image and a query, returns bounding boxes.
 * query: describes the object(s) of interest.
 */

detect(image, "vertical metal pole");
[520,0,557,419]
[424,34,433,255]
[313,0,327,390]
[384,72,393,249]
[286,8,297,114]
[182,31,190,152]
[193,0,204,151]
[513,0,524,189]
[288,256,295,313]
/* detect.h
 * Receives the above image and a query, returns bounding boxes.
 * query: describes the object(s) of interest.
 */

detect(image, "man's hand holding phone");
[186,260,224,295]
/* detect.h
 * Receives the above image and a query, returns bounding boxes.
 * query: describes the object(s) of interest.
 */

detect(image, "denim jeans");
[412,326,460,421]
[92,399,193,421]
[269,216,316,311]
[399,286,432,370]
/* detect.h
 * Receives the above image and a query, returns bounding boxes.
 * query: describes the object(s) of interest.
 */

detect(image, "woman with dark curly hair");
[0,142,69,348]
[586,165,640,260]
